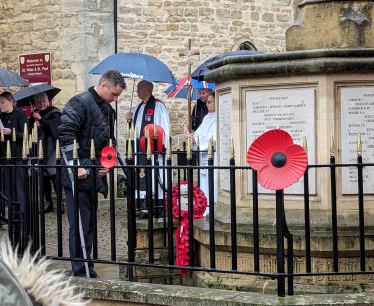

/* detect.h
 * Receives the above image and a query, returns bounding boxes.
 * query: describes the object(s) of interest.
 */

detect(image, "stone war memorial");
[197,0,374,296]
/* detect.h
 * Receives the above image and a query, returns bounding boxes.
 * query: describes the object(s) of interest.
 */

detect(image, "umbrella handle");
[128,78,136,124]
[130,78,136,111]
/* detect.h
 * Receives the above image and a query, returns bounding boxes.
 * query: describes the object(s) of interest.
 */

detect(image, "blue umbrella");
[191,50,264,81]
[164,76,215,100]
[89,53,176,84]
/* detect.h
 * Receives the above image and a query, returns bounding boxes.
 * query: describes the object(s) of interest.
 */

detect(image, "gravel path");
[0,200,128,277]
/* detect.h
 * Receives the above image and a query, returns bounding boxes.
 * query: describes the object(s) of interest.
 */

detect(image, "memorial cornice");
[204,48,374,83]
[298,0,374,8]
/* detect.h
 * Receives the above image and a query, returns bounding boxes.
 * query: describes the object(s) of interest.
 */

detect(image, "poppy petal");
[257,145,307,190]
[247,129,293,170]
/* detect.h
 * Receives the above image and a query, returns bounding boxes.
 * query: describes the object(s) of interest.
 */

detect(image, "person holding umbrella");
[29,91,62,214]
[0,92,28,217]
[58,70,126,278]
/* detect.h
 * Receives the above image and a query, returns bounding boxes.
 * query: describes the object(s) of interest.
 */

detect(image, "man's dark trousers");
[65,188,97,277]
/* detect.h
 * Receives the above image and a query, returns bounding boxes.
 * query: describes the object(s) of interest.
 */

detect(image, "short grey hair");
[34,91,48,103]
[198,88,212,95]
[99,70,126,89]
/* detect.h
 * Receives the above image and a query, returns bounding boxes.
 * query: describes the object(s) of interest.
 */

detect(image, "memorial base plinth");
[193,217,374,294]
[122,218,189,286]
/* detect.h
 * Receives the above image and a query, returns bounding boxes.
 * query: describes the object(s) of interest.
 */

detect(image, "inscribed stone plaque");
[246,89,316,194]
[341,87,374,194]
[219,93,232,191]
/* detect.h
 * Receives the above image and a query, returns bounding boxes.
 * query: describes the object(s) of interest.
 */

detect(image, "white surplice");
[193,112,217,215]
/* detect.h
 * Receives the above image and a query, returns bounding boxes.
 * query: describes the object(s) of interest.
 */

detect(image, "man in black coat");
[58,70,126,278]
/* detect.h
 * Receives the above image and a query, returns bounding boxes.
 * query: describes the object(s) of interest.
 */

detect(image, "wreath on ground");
[165,181,207,274]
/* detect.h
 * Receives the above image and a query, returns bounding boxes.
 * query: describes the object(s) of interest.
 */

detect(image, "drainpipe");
[114,0,118,54]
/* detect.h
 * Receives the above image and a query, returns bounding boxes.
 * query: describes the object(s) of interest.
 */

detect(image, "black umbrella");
[13,84,61,107]
[191,50,264,81]
[0,68,30,87]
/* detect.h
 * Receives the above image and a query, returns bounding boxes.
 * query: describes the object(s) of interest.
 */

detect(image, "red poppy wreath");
[247,129,308,190]
[165,181,207,274]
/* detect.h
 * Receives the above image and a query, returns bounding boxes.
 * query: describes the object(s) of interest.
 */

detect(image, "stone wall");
[0,0,294,151]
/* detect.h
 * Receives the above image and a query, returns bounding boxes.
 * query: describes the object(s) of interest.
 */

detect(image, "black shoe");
[44,201,54,213]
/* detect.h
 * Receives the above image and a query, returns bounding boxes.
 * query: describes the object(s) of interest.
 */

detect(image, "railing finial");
[146,137,152,159]
[131,122,135,139]
[23,123,28,143]
[126,123,130,139]
[230,137,235,159]
[166,137,171,159]
[39,140,43,159]
[56,140,61,160]
[127,138,133,159]
[208,138,213,159]
[6,140,11,159]
[73,139,78,159]
[303,135,308,153]
[12,127,16,142]
[22,140,27,160]
[153,123,157,139]
[33,125,38,143]
[145,127,149,140]
[330,135,335,157]
[187,138,192,160]
[90,139,95,160]
[357,133,362,157]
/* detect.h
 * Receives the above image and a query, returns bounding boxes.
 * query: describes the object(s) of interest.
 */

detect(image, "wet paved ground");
[0,200,128,277]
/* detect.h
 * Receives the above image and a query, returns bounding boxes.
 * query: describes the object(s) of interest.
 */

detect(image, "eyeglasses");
[206,101,215,104]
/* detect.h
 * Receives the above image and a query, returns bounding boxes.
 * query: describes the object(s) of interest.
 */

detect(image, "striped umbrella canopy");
[164,76,215,100]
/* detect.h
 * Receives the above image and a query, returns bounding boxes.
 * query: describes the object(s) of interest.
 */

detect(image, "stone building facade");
[0,0,295,149]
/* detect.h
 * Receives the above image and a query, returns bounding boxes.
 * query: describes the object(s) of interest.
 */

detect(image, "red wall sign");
[19,52,52,117]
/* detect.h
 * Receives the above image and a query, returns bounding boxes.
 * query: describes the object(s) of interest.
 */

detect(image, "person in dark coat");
[191,88,212,131]
[0,91,28,217]
[58,70,126,278]
[29,91,62,213]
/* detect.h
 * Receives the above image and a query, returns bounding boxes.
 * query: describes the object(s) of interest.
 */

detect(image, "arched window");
[238,41,257,51]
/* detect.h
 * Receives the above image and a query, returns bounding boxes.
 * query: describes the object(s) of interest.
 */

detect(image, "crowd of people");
[0,70,217,278]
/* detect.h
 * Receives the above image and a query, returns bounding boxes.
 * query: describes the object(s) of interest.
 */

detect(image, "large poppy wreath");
[165,181,207,274]
[165,181,207,221]
[247,129,308,190]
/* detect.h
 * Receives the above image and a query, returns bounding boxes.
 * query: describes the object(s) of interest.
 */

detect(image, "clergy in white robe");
[186,92,217,216]
[126,81,170,200]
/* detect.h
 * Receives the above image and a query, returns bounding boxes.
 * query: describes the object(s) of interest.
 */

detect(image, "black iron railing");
[1,136,374,297]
